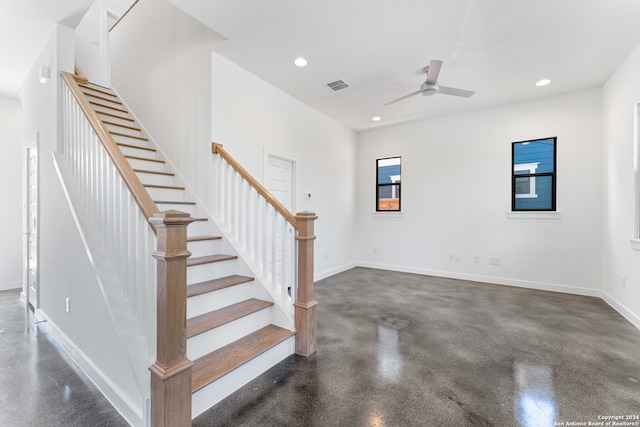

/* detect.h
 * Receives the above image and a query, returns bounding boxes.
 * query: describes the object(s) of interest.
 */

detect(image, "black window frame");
[376,156,402,212]
[511,137,557,212]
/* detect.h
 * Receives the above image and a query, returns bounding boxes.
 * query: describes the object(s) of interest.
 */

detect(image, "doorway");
[265,153,296,291]
[25,136,39,310]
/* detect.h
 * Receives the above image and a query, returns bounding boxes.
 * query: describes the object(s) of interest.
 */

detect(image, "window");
[512,138,556,211]
[377,157,401,211]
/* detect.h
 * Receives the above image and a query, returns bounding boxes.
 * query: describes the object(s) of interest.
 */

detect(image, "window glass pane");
[377,185,400,210]
[515,176,531,195]
[513,139,554,173]
[514,175,553,210]
[377,157,401,184]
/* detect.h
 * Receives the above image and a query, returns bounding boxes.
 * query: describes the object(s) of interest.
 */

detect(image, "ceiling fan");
[385,59,475,105]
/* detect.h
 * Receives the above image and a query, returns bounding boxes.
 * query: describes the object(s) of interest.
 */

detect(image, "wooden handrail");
[109,0,140,32]
[212,143,298,228]
[61,71,160,229]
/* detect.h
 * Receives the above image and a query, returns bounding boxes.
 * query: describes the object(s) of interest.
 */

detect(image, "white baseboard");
[601,291,640,330]
[1,280,22,292]
[357,262,640,330]
[35,309,145,427]
[20,291,27,305]
[357,261,602,297]
[315,262,358,282]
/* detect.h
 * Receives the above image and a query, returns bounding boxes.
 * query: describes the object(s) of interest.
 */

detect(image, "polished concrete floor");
[194,268,640,427]
[2,268,640,426]
[0,289,127,426]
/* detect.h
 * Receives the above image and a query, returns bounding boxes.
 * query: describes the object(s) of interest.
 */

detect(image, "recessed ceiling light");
[536,79,551,87]
[294,57,308,67]
[372,116,381,122]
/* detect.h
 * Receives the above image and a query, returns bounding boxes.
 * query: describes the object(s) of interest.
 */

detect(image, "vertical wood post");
[148,210,194,427]
[294,211,318,356]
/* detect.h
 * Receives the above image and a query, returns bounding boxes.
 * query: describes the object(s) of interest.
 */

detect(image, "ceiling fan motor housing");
[421,82,439,96]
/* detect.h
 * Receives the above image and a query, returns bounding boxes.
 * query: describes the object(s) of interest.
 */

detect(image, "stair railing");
[61,71,193,425]
[212,143,317,356]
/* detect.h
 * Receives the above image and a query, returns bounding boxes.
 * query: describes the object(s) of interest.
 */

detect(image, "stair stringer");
[111,89,296,334]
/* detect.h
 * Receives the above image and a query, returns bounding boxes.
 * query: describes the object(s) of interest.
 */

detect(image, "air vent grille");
[326,80,349,91]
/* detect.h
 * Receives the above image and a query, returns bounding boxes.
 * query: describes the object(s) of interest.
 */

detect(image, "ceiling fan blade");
[384,89,423,105]
[425,59,443,84]
[438,85,475,97]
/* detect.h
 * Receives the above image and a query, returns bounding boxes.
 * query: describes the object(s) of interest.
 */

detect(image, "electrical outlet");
[489,256,501,266]
[373,247,377,254]
[473,256,480,264]
[454,254,460,262]
[324,254,328,261]
[621,276,626,288]
[65,297,71,313]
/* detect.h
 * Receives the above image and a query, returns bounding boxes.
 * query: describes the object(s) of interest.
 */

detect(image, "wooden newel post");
[294,211,318,357]
[148,210,194,427]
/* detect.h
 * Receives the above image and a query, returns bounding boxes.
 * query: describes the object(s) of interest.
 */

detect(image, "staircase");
[76,81,296,417]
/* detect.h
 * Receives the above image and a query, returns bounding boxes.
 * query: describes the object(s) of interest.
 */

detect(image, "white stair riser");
[186,239,224,258]
[90,103,127,115]
[111,133,150,147]
[126,158,166,172]
[104,123,142,137]
[118,145,156,158]
[187,308,272,360]
[134,172,176,187]
[84,93,123,108]
[96,113,133,127]
[187,280,254,318]
[187,259,242,285]
[155,202,196,215]
[82,87,117,99]
[191,337,295,418]
[145,187,185,201]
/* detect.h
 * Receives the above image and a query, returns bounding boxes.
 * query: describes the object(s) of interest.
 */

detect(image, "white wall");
[211,54,359,279]
[75,0,138,87]
[0,95,23,290]
[20,25,145,425]
[358,88,603,295]
[110,0,224,169]
[602,40,640,328]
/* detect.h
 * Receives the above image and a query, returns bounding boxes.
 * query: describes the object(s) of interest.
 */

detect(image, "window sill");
[507,211,562,219]
[372,212,404,218]
[631,238,640,251]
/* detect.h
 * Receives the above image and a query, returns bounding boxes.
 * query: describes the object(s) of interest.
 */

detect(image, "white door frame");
[23,133,39,309]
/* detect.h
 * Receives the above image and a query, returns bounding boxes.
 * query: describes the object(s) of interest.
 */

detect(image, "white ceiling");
[170,0,640,131]
[3,1,640,131]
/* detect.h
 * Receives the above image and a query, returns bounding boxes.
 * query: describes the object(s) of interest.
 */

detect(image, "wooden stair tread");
[79,83,117,97]
[125,155,164,164]
[116,142,155,152]
[191,325,295,392]
[187,254,236,266]
[187,274,253,297]
[96,110,134,122]
[144,183,185,190]
[187,235,222,242]
[102,120,141,132]
[154,200,195,205]
[133,169,174,176]
[83,92,123,105]
[187,298,272,338]
[89,100,128,113]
